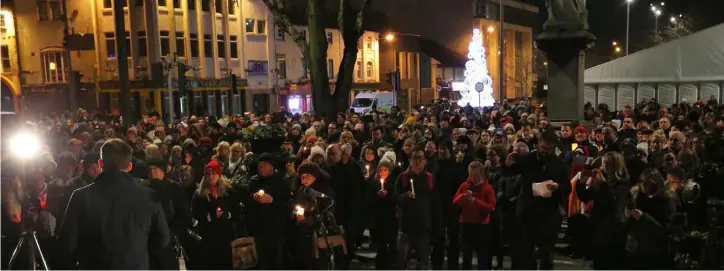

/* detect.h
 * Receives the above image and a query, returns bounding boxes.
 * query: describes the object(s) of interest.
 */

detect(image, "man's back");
[57,171,170,270]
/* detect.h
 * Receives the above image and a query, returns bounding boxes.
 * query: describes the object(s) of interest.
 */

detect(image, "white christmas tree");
[458,28,495,108]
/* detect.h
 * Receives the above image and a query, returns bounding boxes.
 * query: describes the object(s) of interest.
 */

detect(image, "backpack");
[400,171,434,192]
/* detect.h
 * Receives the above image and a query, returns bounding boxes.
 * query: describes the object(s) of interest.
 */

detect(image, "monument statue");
[544,0,588,31]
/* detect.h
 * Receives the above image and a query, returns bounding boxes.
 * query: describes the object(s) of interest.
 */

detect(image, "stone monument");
[538,0,595,123]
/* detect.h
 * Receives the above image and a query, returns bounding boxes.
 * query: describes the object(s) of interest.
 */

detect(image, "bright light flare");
[612,41,618,46]
[10,133,40,159]
[385,34,394,41]
[655,9,661,16]
[487,26,494,33]
[615,47,622,53]
[669,16,676,23]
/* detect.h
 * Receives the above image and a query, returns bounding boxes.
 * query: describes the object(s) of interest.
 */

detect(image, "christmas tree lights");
[458,28,495,108]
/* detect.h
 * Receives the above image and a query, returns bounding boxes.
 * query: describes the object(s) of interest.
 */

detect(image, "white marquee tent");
[583,23,724,109]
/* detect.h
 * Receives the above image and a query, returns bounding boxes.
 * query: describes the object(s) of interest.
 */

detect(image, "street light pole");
[625,0,631,55]
[113,0,132,127]
[498,0,504,102]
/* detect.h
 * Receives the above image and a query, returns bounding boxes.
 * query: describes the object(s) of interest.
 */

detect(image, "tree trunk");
[307,0,335,118]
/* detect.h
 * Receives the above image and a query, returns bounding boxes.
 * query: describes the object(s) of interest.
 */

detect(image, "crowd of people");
[2,97,723,270]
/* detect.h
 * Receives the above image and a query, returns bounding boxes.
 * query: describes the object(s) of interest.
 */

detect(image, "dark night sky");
[367,0,724,67]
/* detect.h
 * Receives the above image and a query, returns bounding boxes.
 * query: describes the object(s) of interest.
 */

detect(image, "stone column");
[536,30,594,123]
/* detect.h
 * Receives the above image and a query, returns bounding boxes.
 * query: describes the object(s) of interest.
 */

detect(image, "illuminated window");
[276,54,286,79]
[40,49,68,83]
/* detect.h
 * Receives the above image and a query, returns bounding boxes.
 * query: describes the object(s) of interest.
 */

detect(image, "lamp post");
[651,5,662,41]
[625,0,633,55]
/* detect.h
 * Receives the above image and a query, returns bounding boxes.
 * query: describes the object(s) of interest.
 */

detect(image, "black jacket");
[56,171,171,270]
[502,151,570,221]
[142,178,193,238]
[394,170,443,235]
[245,173,292,237]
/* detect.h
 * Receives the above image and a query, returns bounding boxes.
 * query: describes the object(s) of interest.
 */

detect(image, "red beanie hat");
[573,125,589,135]
[200,137,213,146]
[205,160,222,175]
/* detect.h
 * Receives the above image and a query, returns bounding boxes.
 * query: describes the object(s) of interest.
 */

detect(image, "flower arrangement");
[240,124,286,140]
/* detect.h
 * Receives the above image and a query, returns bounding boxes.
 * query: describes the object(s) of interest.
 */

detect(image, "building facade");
[273,25,380,115]
[1,2,20,112]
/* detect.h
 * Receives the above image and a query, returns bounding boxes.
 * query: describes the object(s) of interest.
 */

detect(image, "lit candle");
[409,179,415,194]
[365,164,370,176]
[295,205,305,216]
[397,162,402,167]
[258,190,265,196]
[380,179,385,191]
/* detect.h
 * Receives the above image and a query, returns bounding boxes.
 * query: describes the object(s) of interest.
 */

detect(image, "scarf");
[229,157,242,174]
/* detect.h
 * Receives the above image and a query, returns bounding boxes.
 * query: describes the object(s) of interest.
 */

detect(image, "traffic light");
[178,63,186,96]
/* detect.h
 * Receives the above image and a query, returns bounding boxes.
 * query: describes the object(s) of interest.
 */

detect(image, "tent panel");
[617,84,635,110]
[658,84,677,108]
[584,85,596,105]
[637,83,656,103]
[701,82,721,102]
[585,23,724,84]
[679,83,698,103]
[598,85,615,108]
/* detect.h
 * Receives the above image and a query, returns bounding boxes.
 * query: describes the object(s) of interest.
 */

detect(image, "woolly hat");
[82,152,100,167]
[377,158,394,171]
[573,125,589,135]
[205,160,222,175]
[309,146,325,159]
[297,162,321,177]
[381,151,397,165]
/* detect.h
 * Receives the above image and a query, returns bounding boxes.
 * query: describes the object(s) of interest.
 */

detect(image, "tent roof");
[584,23,724,84]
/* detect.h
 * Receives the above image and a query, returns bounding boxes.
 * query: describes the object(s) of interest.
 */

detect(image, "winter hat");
[309,146,326,159]
[306,135,319,143]
[200,137,213,146]
[381,151,397,165]
[297,162,321,177]
[573,125,589,135]
[205,160,222,175]
[82,152,100,168]
[377,158,394,171]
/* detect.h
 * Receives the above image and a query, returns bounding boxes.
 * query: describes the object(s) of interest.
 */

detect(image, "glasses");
[411,156,426,161]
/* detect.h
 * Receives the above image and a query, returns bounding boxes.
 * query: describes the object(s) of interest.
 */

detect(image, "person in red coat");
[453,160,497,270]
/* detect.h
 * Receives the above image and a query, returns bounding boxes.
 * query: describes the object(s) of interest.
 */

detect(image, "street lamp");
[615,47,622,53]
[652,6,662,40]
[487,26,494,33]
[625,0,633,55]
[385,33,394,41]
[612,41,618,46]
[670,16,676,23]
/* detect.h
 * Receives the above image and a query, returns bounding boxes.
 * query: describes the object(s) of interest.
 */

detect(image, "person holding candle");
[453,160,497,269]
[357,145,379,248]
[369,158,398,269]
[394,147,443,270]
[291,162,335,269]
[246,153,292,269]
[191,160,239,270]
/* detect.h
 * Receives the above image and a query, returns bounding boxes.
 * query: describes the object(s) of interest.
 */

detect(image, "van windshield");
[352,98,373,107]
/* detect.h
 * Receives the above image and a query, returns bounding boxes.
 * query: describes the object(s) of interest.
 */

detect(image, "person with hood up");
[369,158,399,269]
[246,153,292,269]
[453,160,497,269]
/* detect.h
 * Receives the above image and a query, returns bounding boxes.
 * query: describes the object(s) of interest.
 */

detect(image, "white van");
[350,92,396,114]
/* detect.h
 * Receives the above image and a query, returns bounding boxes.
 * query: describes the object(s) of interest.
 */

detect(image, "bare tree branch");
[355,0,372,39]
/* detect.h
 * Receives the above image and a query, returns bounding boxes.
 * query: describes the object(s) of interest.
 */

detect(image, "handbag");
[313,233,347,259]
[231,237,258,269]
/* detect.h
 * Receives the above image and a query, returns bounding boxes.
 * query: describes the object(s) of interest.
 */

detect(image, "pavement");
[349,222,592,270]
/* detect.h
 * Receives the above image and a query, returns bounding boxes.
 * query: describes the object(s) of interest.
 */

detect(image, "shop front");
[20,82,96,113]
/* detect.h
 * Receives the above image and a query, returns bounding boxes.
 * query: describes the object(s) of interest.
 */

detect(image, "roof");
[419,38,466,67]
[584,23,724,84]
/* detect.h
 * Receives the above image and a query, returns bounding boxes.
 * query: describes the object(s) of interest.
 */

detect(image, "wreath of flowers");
[240,124,286,140]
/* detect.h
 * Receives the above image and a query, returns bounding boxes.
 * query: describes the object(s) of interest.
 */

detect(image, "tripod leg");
[7,233,27,269]
[30,232,49,271]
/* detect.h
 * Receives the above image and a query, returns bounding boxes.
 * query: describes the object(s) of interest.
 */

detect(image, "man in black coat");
[502,131,570,270]
[56,139,171,269]
[246,153,292,270]
[142,156,193,270]
[323,144,363,269]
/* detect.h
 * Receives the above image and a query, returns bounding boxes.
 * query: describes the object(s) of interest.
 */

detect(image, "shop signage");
[247,60,268,75]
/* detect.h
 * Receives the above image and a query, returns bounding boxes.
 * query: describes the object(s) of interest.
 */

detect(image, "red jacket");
[453,178,496,224]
